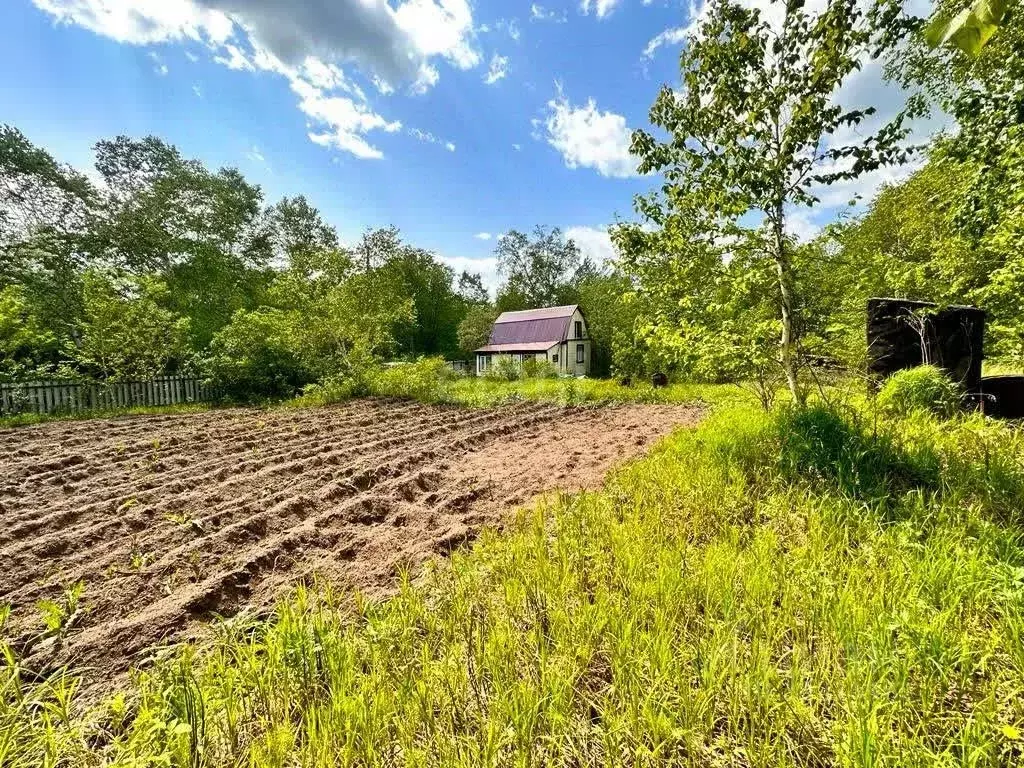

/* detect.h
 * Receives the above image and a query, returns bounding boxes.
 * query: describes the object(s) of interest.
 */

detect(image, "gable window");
[574,321,583,338]
[576,344,584,364]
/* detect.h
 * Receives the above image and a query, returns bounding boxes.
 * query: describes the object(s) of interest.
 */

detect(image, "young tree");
[626,0,917,402]
[457,304,499,358]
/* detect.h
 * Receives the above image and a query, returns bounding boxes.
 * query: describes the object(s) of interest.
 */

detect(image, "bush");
[876,364,962,418]
[521,358,559,379]
[368,357,457,402]
[206,309,311,402]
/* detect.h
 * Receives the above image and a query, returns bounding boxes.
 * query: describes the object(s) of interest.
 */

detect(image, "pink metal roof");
[476,341,557,353]
[478,304,578,351]
[493,305,577,323]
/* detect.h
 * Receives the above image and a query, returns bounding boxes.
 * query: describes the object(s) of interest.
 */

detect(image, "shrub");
[521,358,559,379]
[206,309,311,402]
[486,356,523,382]
[368,357,457,402]
[876,364,962,418]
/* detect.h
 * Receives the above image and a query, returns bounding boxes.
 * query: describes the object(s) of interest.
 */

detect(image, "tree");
[71,271,190,380]
[456,271,490,305]
[0,125,98,352]
[457,304,499,358]
[0,285,58,379]
[494,227,582,310]
[625,0,917,402]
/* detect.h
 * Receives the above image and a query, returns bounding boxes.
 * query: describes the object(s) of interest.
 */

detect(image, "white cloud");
[643,25,690,59]
[148,51,169,75]
[31,0,479,160]
[566,225,617,265]
[192,83,202,97]
[411,63,439,94]
[246,145,266,164]
[185,50,199,62]
[213,42,253,70]
[512,143,521,151]
[295,79,401,160]
[409,127,457,151]
[539,93,637,178]
[474,232,492,240]
[32,0,480,91]
[530,3,567,22]
[642,0,703,58]
[580,0,622,19]
[484,53,508,84]
[499,18,520,41]
[393,0,479,71]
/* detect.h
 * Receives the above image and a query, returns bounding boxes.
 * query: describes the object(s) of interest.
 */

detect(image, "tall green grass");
[3,400,1024,766]
[296,358,746,409]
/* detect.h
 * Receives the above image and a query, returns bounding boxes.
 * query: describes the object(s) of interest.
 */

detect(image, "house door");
[574,343,585,375]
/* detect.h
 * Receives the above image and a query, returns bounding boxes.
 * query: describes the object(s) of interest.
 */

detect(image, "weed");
[35,581,84,639]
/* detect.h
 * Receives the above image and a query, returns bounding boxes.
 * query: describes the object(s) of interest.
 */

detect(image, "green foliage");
[71,271,191,381]
[624,0,919,402]
[877,364,963,418]
[206,308,309,401]
[486,355,525,382]
[925,0,1008,56]
[0,284,57,379]
[494,226,586,311]
[456,304,498,358]
[0,127,493,399]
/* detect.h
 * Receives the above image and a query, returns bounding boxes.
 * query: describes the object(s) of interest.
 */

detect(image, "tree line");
[0,128,625,399]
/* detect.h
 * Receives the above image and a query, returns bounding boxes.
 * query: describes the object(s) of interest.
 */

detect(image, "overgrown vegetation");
[4,394,1023,765]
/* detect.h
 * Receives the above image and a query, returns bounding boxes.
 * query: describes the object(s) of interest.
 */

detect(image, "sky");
[1,0,946,291]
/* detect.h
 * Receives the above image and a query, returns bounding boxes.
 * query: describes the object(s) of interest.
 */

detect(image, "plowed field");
[0,398,701,688]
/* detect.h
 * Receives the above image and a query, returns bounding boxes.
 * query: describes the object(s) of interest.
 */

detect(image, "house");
[475,304,591,377]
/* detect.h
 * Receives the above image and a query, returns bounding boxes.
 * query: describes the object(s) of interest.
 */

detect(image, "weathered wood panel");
[0,377,211,416]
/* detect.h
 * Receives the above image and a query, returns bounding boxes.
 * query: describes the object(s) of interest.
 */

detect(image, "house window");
[575,321,583,338]
[576,344,584,364]
[552,354,558,363]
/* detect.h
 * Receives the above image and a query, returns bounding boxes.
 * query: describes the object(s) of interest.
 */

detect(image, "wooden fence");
[0,376,212,416]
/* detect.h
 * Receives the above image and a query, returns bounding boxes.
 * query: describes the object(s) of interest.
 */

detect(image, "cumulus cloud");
[538,93,637,178]
[295,78,402,160]
[31,0,480,159]
[566,225,617,265]
[484,53,508,84]
[34,0,480,86]
[474,232,492,240]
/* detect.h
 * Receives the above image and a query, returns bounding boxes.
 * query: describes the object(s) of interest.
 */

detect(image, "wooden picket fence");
[0,376,212,416]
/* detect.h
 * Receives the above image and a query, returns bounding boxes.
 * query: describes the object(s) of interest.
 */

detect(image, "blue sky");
[1,0,942,289]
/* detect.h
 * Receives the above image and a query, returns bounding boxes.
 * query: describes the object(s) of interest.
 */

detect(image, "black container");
[867,298,986,391]
[979,375,1024,419]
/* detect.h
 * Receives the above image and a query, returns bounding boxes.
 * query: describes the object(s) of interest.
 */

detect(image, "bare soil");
[0,398,701,689]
